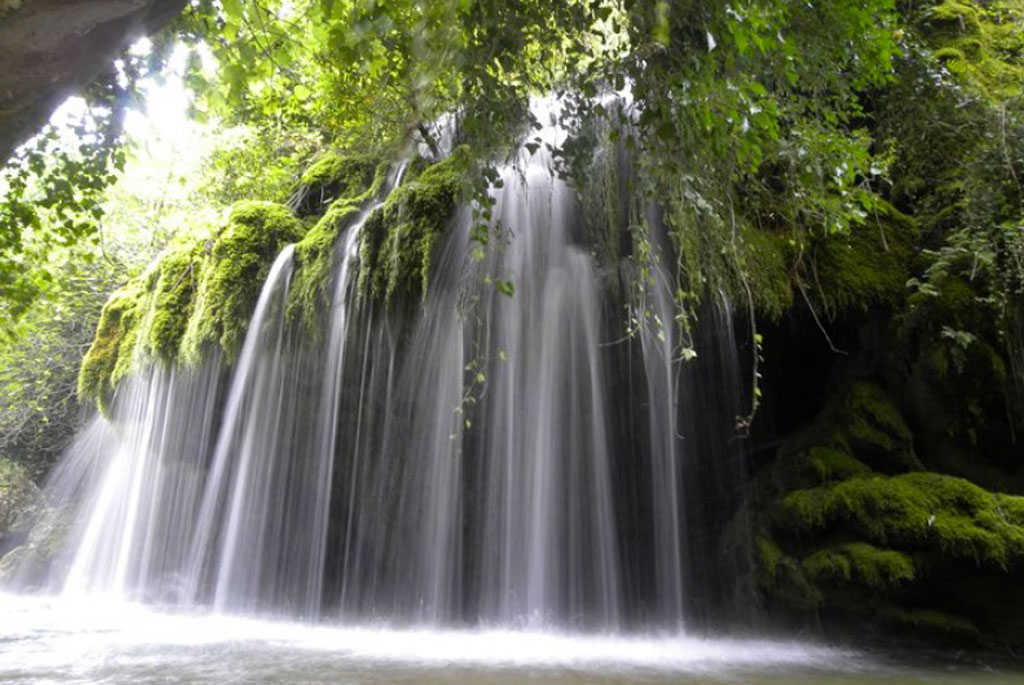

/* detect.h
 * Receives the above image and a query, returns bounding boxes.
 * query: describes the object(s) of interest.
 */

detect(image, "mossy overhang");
[77,201,305,412]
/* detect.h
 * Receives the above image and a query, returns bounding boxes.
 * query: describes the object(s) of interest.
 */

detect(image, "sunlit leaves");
[0,104,125,336]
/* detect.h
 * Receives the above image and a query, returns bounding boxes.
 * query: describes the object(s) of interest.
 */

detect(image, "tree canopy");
[2,0,1023,444]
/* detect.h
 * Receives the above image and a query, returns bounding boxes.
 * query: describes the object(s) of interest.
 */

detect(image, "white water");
[6,101,746,624]
[0,592,882,683]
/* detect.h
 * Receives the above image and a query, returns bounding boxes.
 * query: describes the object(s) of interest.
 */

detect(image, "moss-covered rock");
[77,285,146,414]
[918,0,1024,102]
[804,446,873,483]
[180,201,305,363]
[895,271,1022,488]
[142,244,205,363]
[753,461,1024,649]
[747,355,1024,649]
[735,225,795,320]
[288,202,363,333]
[78,201,305,410]
[811,200,919,315]
[778,381,921,482]
[756,533,826,611]
[292,152,383,217]
[842,382,920,472]
[780,472,1024,569]
[802,542,916,591]
[359,155,464,303]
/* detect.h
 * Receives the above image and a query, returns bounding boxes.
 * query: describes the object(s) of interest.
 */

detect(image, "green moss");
[805,446,872,483]
[359,154,465,303]
[295,152,384,217]
[756,534,785,581]
[781,472,1024,569]
[905,276,985,338]
[755,533,825,610]
[900,272,1016,462]
[813,200,918,315]
[78,202,306,410]
[181,201,305,363]
[802,542,916,590]
[77,285,145,414]
[844,382,917,462]
[920,0,1024,101]
[141,245,205,363]
[735,225,794,319]
[788,381,920,476]
[77,244,208,412]
[287,201,362,333]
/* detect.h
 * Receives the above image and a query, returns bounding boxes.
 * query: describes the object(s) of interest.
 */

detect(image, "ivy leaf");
[496,280,515,298]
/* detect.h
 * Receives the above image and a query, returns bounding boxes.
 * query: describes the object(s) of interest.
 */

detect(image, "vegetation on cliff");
[358,153,465,304]
[77,201,304,410]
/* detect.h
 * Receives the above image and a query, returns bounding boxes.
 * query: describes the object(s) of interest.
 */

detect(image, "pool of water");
[1,593,1020,684]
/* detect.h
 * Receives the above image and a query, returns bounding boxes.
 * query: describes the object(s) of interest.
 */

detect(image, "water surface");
[2,594,1020,684]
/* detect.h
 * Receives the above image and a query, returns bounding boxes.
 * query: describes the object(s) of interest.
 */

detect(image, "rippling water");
[1,594,1021,684]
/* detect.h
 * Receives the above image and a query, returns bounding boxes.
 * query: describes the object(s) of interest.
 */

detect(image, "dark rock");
[0,0,186,162]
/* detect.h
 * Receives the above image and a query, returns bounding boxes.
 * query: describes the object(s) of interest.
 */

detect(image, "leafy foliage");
[0,40,181,337]
[0,258,131,478]
[0,105,124,335]
[176,0,603,155]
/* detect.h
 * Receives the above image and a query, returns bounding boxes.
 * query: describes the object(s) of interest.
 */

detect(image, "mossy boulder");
[842,382,920,473]
[896,273,1021,487]
[755,467,1024,649]
[779,472,1024,569]
[776,381,921,485]
[359,155,464,303]
[804,446,873,483]
[292,152,383,217]
[918,0,1024,102]
[288,202,363,333]
[181,201,305,363]
[746,365,1024,649]
[801,542,916,591]
[78,201,305,410]
[811,200,919,316]
[756,534,825,611]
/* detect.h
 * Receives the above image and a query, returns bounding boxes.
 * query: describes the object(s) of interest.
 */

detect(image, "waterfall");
[3,99,749,633]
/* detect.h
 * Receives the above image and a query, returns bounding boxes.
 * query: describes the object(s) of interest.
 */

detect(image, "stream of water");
[6,593,1023,685]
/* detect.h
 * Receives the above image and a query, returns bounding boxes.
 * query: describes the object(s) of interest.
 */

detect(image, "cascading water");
[2,98,751,633]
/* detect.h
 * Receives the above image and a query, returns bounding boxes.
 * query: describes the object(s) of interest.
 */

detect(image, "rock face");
[745,266,1024,652]
[0,0,186,161]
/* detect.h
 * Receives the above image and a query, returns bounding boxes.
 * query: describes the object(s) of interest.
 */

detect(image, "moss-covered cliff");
[77,150,464,411]
[78,201,305,412]
[746,199,1024,651]
[736,0,1024,652]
